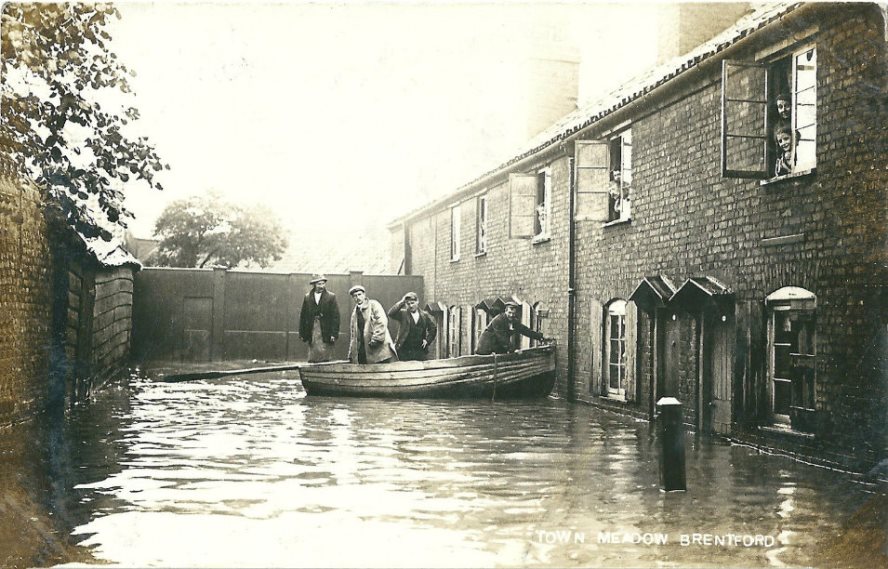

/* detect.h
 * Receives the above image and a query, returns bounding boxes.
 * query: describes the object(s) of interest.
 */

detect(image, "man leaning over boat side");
[298,274,340,363]
[475,301,549,355]
[347,285,398,364]
[387,292,437,361]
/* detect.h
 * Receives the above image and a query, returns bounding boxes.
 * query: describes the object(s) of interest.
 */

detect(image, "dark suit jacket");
[387,303,437,351]
[299,290,340,343]
[476,313,543,355]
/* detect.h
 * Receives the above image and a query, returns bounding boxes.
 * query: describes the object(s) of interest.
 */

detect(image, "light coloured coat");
[348,299,397,363]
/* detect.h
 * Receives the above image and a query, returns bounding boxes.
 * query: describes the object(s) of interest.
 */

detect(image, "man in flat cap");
[299,274,340,363]
[476,301,548,355]
[387,292,437,361]
[347,285,397,364]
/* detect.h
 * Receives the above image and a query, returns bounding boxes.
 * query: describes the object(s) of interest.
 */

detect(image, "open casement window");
[533,169,551,238]
[608,130,632,222]
[766,287,816,431]
[450,204,461,261]
[475,195,488,254]
[574,140,610,221]
[790,46,817,172]
[721,60,770,178]
[509,173,537,238]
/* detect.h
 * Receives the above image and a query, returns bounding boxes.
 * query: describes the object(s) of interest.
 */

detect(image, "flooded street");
[1,370,885,568]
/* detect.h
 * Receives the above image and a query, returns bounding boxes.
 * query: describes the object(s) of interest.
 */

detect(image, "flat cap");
[309,273,328,284]
[348,285,366,295]
[504,301,520,308]
[404,292,418,301]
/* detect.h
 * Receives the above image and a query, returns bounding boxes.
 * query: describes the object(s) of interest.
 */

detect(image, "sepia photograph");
[1,1,886,568]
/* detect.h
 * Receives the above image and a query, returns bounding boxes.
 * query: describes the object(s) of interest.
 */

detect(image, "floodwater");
[1,370,885,569]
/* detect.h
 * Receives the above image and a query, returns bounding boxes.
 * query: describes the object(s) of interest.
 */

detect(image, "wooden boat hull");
[298,345,555,399]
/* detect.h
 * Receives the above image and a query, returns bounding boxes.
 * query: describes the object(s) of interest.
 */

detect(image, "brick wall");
[0,154,137,425]
[572,6,887,469]
[405,150,572,395]
[399,5,886,470]
[0,157,54,425]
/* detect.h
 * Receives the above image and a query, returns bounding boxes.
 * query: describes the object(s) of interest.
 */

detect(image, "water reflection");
[0,371,883,568]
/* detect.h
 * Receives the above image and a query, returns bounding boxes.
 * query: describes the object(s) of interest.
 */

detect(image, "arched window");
[766,287,816,430]
[474,307,488,351]
[605,299,627,398]
[448,305,461,357]
[531,302,546,346]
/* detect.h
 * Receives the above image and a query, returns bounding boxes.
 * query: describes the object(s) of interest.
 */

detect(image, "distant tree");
[149,193,287,269]
[1,3,166,240]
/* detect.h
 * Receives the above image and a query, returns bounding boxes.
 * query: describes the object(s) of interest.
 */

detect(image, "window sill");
[759,168,816,187]
[531,234,552,245]
[606,393,627,402]
[474,251,487,258]
[450,257,460,264]
[759,424,816,439]
[603,217,632,228]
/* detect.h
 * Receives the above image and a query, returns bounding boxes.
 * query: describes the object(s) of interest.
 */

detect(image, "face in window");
[776,132,793,154]
[776,96,791,120]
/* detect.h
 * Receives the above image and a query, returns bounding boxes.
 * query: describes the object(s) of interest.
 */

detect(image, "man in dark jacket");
[476,302,547,355]
[387,292,437,361]
[299,274,340,363]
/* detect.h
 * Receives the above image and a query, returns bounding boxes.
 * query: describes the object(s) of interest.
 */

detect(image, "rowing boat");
[297,345,555,399]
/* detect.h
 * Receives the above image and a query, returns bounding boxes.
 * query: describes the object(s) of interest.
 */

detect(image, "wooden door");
[658,309,681,398]
[705,310,734,434]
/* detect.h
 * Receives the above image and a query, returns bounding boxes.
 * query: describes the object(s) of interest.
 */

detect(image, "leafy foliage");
[1,3,165,240]
[149,193,288,269]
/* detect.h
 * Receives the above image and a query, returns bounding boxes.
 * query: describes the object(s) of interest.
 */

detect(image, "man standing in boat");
[476,301,548,355]
[347,285,397,364]
[387,292,437,361]
[298,274,340,363]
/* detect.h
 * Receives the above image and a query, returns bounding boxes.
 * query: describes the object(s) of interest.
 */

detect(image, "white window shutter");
[721,60,769,178]
[509,173,537,238]
[625,301,638,402]
[589,299,603,396]
[574,140,611,221]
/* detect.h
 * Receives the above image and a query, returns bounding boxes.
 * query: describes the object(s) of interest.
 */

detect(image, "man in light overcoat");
[347,285,397,364]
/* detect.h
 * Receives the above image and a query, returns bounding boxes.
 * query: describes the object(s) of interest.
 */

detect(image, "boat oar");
[160,363,304,383]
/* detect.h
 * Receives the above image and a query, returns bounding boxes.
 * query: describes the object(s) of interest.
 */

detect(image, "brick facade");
[394,4,887,471]
[0,156,138,426]
[0,156,54,424]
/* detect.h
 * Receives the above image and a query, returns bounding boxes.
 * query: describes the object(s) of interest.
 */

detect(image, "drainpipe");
[565,146,577,401]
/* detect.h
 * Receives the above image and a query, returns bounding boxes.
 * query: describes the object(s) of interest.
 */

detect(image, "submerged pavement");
[0,368,884,568]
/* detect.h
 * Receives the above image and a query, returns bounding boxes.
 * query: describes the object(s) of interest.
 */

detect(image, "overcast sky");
[111,2,661,239]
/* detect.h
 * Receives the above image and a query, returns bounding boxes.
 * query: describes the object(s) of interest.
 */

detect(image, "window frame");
[721,41,817,181]
[607,129,632,223]
[532,167,552,241]
[475,195,488,255]
[604,300,628,399]
[447,305,461,357]
[766,287,817,430]
[450,204,461,262]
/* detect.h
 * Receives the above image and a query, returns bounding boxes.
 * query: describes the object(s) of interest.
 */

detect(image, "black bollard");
[656,397,687,492]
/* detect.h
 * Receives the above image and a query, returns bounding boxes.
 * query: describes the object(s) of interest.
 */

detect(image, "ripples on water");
[1,370,882,568]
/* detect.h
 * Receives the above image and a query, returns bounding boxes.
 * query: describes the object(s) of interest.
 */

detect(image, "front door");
[704,309,734,434]
[658,309,681,399]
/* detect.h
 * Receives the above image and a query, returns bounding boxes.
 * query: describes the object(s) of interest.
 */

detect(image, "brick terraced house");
[389,3,887,471]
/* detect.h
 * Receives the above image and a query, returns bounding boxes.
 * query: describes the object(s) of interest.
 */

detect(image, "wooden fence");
[132,268,423,363]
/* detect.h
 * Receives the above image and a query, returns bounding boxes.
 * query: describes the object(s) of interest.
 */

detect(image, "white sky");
[111,2,661,239]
